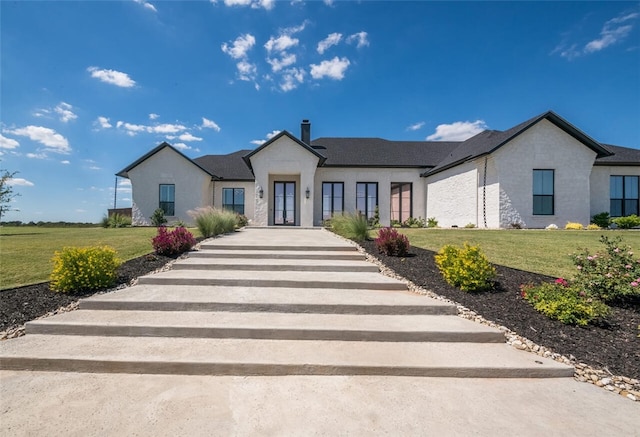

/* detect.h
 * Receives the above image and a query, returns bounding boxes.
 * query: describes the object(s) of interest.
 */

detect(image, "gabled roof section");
[242,130,326,171]
[116,142,217,179]
[423,111,614,176]
[594,144,640,166]
[193,150,255,180]
[311,137,457,168]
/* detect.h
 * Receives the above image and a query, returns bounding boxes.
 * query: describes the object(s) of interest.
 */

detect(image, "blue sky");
[1,0,639,223]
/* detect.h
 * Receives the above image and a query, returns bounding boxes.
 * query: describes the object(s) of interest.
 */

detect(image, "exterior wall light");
[259,188,264,198]
[305,187,310,199]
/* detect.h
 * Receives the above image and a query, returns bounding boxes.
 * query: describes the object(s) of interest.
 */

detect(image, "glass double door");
[274,181,296,225]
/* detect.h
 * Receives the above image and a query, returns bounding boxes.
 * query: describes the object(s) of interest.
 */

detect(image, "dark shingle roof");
[424,111,614,176]
[594,144,640,166]
[194,150,255,180]
[311,137,458,168]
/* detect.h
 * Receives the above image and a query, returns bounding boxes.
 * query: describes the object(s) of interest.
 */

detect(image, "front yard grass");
[389,228,640,279]
[0,226,200,290]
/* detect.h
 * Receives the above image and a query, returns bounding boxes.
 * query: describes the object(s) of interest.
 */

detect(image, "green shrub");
[591,212,610,228]
[188,207,237,238]
[570,235,640,303]
[520,281,609,327]
[375,227,410,256]
[611,214,640,229]
[565,222,584,230]
[586,223,601,230]
[435,243,496,292]
[330,212,369,241]
[464,223,476,229]
[105,213,131,228]
[402,217,425,228]
[151,208,167,227]
[50,246,121,292]
[426,217,438,228]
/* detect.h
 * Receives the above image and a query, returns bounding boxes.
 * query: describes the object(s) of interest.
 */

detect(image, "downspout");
[483,156,488,228]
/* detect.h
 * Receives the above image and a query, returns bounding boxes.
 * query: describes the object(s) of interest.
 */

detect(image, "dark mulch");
[0,253,175,331]
[359,240,640,380]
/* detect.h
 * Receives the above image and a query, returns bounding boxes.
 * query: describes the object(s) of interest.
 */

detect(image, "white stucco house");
[116,111,640,229]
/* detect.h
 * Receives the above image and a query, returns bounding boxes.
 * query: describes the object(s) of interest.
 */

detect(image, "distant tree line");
[0,221,98,228]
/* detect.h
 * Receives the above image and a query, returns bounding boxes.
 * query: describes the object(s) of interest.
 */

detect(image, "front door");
[274,182,296,225]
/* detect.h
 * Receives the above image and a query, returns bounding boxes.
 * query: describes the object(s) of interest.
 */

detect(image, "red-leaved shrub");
[152,226,196,256]
[375,227,410,256]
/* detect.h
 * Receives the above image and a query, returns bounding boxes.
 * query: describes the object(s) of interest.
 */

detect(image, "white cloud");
[133,0,157,13]
[61,160,70,165]
[310,56,350,80]
[265,35,299,53]
[202,117,221,132]
[7,177,34,187]
[554,12,639,59]
[426,120,488,141]
[317,33,342,54]
[149,113,160,120]
[585,12,638,53]
[282,21,309,35]
[267,53,297,72]
[237,60,258,81]
[87,66,136,88]
[148,123,188,134]
[33,108,51,118]
[323,0,334,6]
[173,142,192,151]
[221,34,256,59]
[95,116,112,129]
[280,67,305,92]
[89,166,101,171]
[26,152,48,159]
[250,129,281,145]
[4,126,71,153]
[407,121,425,131]
[222,0,274,9]
[119,179,132,186]
[54,102,77,123]
[178,132,203,142]
[0,134,19,149]
[116,121,147,136]
[346,31,369,48]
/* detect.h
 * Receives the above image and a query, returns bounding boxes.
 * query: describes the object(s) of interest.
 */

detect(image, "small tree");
[0,168,20,220]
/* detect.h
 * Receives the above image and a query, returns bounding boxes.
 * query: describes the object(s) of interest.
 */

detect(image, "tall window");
[610,176,639,217]
[391,183,412,223]
[356,182,378,220]
[159,184,175,216]
[222,188,245,214]
[322,182,344,220]
[533,170,554,215]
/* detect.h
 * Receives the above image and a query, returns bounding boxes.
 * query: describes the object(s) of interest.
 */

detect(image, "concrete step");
[79,285,458,315]
[172,258,379,273]
[0,335,574,378]
[198,244,356,252]
[189,250,365,261]
[25,310,501,342]
[137,270,407,290]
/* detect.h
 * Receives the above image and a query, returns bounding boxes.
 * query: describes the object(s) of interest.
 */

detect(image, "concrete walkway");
[1,227,638,436]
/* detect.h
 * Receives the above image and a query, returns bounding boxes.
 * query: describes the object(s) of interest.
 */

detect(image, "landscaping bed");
[359,239,640,380]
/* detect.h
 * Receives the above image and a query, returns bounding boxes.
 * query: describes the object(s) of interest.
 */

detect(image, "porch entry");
[274,181,296,225]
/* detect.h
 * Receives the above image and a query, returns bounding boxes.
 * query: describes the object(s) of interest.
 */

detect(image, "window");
[610,176,639,217]
[222,188,245,215]
[356,182,378,220]
[533,170,554,215]
[391,183,412,223]
[159,184,175,216]
[322,182,344,220]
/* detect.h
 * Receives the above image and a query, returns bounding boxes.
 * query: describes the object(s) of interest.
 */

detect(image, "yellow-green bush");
[565,222,584,230]
[50,246,121,293]
[434,243,496,292]
[586,223,601,230]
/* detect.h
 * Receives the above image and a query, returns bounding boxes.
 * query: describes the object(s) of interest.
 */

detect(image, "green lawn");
[0,227,200,290]
[382,228,640,279]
